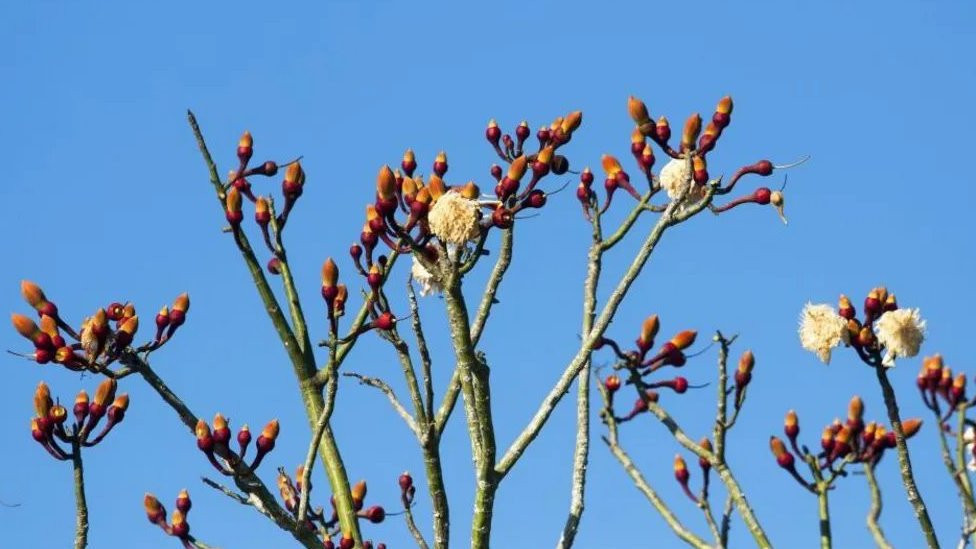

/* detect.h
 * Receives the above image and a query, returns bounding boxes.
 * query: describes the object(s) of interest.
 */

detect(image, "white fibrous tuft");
[874,308,926,367]
[798,303,850,364]
[428,191,481,245]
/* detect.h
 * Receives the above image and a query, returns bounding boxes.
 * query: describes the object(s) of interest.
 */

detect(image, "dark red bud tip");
[267,258,282,275]
[580,169,594,186]
[324,541,336,549]
[339,536,355,549]
[751,160,773,176]
[374,312,395,331]
[672,377,688,394]
[604,375,622,393]
[399,472,413,492]
[551,155,569,175]
[34,349,53,364]
[364,505,385,523]
[753,187,772,205]
[256,435,275,454]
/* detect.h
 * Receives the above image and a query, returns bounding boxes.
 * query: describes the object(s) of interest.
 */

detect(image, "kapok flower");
[874,308,925,367]
[964,427,976,472]
[427,191,481,244]
[411,256,442,296]
[658,158,691,200]
[798,303,850,364]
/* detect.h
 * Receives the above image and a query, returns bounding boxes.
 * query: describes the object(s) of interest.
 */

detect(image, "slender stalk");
[422,435,450,549]
[403,499,431,549]
[817,485,831,549]
[71,442,88,549]
[874,364,940,548]
[864,463,894,549]
[558,212,603,548]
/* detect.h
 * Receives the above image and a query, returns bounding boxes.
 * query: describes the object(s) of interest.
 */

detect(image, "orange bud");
[213,412,228,431]
[628,96,650,125]
[670,330,697,351]
[716,96,733,115]
[536,145,554,166]
[238,130,252,148]
[34,382,52,418]
[738,350,755,374]
[20,280,47,310]
[39,315,58,338]
[119,315,139,336]
[195,419,211,440]
[92,379,116,408]
[225,187,242,213]
[848,396,864,422]
[508,155,528,181]
[401,177,419,198]
[902,418,923,438]
[11,313,40,339]
[321,258,339,288]
[111,393,130,412]
[681,113,702,151]
[144,493,166,524]
[769,436,794,468]
[639,315,660,346]
[427,174,447,201]
[261,419,280,441]
[377,166,397,200]
[351,480,368,502]
[459,181,480,199]
[403,149,415,163]
[255,196,269,217]
[172,293,190,314]
[285,161,304,186]
[561,111,583,134]
[673,454,689,479]
[600,154,622,176]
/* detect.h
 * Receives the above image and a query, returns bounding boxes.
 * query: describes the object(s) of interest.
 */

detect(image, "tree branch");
[71,441,88,549]
[343,372,420,436]
[864,463,894,549]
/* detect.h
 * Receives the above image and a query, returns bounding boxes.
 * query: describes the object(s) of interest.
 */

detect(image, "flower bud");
[115,315,139,348]
[669,330,697,351]
[838,295,855,320]
[212,413,230,445]
[902,418,923,438]
[673,454,690,485]
[170,508,189,538]
[769,436,794,469]
[107,394,129,424]
[237,424,252,454]
[74,390,90,425]
[784,410,799,441]
[680,113,701,152]
[256,419,280,455]
[33,382,52,419]
[144,493,167,525]
[636,314,660,353]
[399,472,413,492]
[176,489,192,513]
[21,281,58,318]
[195,419,213,452]
[237,131,253,163]
[433,151,448,177]
[352,480,368,508]
[698,438,713,471]
[604,374,622,393]
[254,196,271,226]
[848,396,864,423]
[628,96,651,126]
[225,187,243,225]
[376,165,397,201]
[92,378,117,410]
[401,148,417,177]
[282,161,305,199]
[321,258,339,301]
[713,96,733,128]
[364,505,386,524]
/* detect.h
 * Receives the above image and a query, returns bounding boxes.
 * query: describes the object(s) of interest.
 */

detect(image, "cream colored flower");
[411,256,442,296]
[964,427,976,471]
[427,191,481,244]
[658,158,692,200]
[798,303,850,364]
[874,308,925,367]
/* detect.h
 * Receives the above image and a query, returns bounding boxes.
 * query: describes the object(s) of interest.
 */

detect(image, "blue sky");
[2,1,976,547]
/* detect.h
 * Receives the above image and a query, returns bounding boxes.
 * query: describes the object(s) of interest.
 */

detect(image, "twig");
[719,495,734,548]
[71,442,88,549]
[874,363,940,548]
[343,372,420,436]
[864,463,894,549]
[403,501,431,549]
[297,405,332,523]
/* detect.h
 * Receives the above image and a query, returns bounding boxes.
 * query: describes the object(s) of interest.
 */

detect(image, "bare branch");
[343,372,420,436]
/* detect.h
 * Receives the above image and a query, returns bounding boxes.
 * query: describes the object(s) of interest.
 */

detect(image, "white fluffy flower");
[658,158,692,200]
[427,191,481,245]
[874,308,926,367]
[965,427,976,472]
[411,256,442,296]
[798,303,850,364]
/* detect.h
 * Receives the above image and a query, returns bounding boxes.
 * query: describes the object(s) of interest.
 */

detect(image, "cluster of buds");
[226,130,305,234]
[598,315,706,422]
[621,94,796,224]
[917,354,972,413]
[10,281,189,371]
[770,396,922,491]
[30,379,129,460]
[194,414,277,473]
[799,287,926,367]
[143,490,196,545]
[670,439,717,505]
[277,474,389,549]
